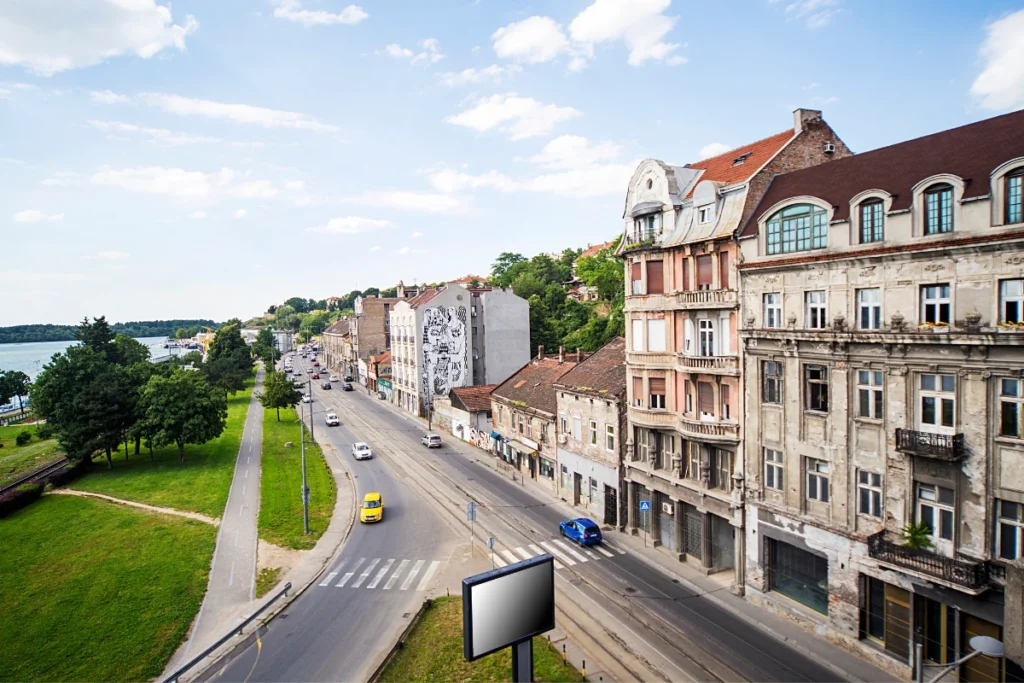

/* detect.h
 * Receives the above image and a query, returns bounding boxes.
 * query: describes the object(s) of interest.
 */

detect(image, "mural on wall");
[421,305,469,400]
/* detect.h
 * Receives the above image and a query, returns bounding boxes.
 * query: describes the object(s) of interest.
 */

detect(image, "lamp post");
[915,635,1004,683]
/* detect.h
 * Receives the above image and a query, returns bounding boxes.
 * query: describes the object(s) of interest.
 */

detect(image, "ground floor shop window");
[539,457,554,479]
[766,538,828,614]
[862,576,911,660]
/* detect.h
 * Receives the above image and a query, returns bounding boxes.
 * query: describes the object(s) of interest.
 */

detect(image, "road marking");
[352,558,380,588]
[553,539,588,563]
[367,559,394,589]
[233,529,239,547]
[247,457,250,465]
[416,560,440,592]
[492,554,507,567]
[500,549,520,565]
[384,559,409,590]
[602,540,627,555]
[241,484,246,496]
[539,541,576,566]
[400,560,425,591]
[529,543,564,570]
[330,558,349,574]
[228,560,235,586]
[513,547,533,561]
[594,544,614,558]
[245,469,248,479]
[584,548,600,560]
[319,572,338,587]
[337,558,366,587]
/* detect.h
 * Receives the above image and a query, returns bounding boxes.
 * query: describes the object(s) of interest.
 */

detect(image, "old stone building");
[619,109,850,589]
[321,319,348,372]
[738,110,1024,680]
[350,295,399,382]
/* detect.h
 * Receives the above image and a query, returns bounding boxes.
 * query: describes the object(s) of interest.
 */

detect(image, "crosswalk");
[318,558,441,592]
[489,537,626,570]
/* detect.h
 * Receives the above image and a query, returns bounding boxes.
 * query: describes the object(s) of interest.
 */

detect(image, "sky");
[2,0,1023,326]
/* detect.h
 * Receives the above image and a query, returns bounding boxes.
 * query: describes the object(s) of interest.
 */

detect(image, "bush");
[46,461,87,488]
[15,430,32,447]
[0,483,44,518]
[35,423,54,440]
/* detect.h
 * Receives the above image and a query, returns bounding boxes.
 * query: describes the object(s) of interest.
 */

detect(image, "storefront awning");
[507,439,537,455]
[490,431,501,440]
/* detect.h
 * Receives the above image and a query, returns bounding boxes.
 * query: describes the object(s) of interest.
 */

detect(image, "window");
[649,377,666,410]
[924,184,953,235]
[857,288,882,330]
[539,457,555,479]
[764,448,783,490]
[860,200,884,243]
[920,284,951,325]
[517,414,524,434]
[1008,169,1024,224]
[647,260,664,295]
[631,318,644,352]
[684,380,693,413]
[1001,279,1024,324]
[805,365,829,412]
[719,251,729,290]
[764,293,782,328]
[862,578,911,659]
[919,374,955,432]
[680,256,690,291]
[997,500,1024,560]
[632,376,643,407]
[687,441,702,481]
[572,416,582,441]
[589,420,597,445]
[767,538,828,614]
[631,262,642,295]
[698,206,714,224]
[647,319,666,353]
[806,291,827,329]
[807,459,830,503]
[858,471,882,517]
[498,405,504,425]
[698,319,715,356]
[696,255,713,290]
[1000,378,1023,439]
[721,384,731,420]
[712,449,732,491]
[765,204,828,255]
[917,483,954,542]
[698,381,714,418]
[606,425,616,451]
[858,370,884,419]
[763,361,783,404]
[636,428,650,463]
[559,413,567,434]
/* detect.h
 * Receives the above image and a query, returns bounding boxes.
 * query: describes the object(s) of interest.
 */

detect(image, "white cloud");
[444,93,581,140]
[305,216,394,234]
[370,245,382,252]
[87,120,263,147]
[428,169,518,194]
[783,0,840,29]
[384,38,444,65]
[272,0,368,27]
[89,250,129,260]
[0,88,11,98]
[438,64,521,87]
[0,0,197,76]
[411,231,423,239]
[90,89,131,104]
[336,190,470,215]
[971,8,1024,111]
[285,180,306,191]
[233,209,248,219]
[492,16,570,65]
[138,93,341,133]
[569,0,683,66]
[398,246,426,255]
[41,172,81,186]
[13,209,63,223]
[698,142,731,159]
[803,82,819,90]
[528,135,622,169]
[190,211,207,219]
[91,166,281,202]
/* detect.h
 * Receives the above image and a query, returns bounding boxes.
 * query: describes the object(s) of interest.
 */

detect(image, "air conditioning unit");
[558,434,567,444]
[661,502,674,515]
[823,142,836,154]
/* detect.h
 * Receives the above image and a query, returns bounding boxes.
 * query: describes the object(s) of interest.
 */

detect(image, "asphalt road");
[208,353,457,683]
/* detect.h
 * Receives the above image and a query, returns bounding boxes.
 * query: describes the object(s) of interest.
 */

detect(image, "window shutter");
[649,377,666,395]
[699,382,714,414]
[631,262,641,281]
[647,260,664,294]
[722,383,730,405]
[697,255,713,287]
[719,252,729,289]
[633,376,643,399]
[681,257,690,291]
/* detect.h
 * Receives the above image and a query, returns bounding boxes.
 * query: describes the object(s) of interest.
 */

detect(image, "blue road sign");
[639,500,651,511]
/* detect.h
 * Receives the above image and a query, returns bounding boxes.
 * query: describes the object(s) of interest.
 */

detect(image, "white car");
[351,442,372,460]
[325,412,340,426]
[422,433,442,448]
[301,394,312,403]
[329,375,339,382]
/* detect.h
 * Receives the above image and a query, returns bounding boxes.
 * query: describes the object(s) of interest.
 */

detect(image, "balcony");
[867,531,993,594]
[621,230,662,252]
[674,289,737,309]
[678,416,740,443]
[627,351,676,368]
[677,354,739,375]
[895,428,966,462]
[628,406,677,428]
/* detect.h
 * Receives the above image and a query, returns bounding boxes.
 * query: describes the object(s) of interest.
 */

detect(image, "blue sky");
[2,0,1023,326]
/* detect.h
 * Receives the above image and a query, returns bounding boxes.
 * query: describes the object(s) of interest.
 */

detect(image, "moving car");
[325,412,340,426]
[421,433,442,448]
[351,442,372,460]
[313,361,319,366]
[307,368,314,374]
[559,518,603,546]
[301,394,312,403]
[321,381,331,390]
[359,492,383,523]
[329,375,339,382]
[311,373,320,379]
[344,375,354,382]
[342,382,354,391]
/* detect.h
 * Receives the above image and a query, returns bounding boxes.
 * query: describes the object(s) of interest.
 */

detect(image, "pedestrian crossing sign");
[639,500,651,511]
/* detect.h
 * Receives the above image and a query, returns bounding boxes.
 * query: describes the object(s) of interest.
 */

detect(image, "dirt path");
[51,489,220,525]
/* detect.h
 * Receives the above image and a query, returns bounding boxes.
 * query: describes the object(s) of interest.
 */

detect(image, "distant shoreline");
[0,320,219,345]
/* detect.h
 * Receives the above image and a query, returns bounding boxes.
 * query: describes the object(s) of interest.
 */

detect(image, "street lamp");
[915,635,1004,683]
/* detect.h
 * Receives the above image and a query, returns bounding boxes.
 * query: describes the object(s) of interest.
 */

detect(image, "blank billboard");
[462,554,555,661]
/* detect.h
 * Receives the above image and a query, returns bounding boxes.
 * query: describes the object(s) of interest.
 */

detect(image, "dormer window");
[924,183,953,235]
[765,204,828,255]
[732,152,752,166]
[860,200,884,243]
[698,206,715,224]
[1007,168,1023,225]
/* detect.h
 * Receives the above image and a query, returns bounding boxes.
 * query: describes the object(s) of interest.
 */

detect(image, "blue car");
[559,518,603,546]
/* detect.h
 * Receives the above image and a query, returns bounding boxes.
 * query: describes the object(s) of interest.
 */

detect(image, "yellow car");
[359,492,383,523]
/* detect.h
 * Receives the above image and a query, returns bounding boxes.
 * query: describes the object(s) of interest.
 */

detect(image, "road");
[208,353,458,683]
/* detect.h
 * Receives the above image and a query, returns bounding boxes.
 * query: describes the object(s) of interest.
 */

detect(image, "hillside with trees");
[0,320,220,344]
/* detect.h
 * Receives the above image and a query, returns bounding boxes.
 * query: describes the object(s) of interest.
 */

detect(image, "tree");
[510,272,546,301]
[75,316,116,358]
[491,252,527,286]
[138,370,227,463]
[575,238,623,301]
[527,295,560,357]
[224,317,242,328]
[258,371,303,420]
[201,352,251,395]
[179,350,204,367]
[207,323,248,363]
[112,334,150,367]
[0,370,31,416]
[267,304,278,314]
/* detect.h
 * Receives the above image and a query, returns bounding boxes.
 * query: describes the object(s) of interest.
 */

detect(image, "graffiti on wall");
[421,305,469,400]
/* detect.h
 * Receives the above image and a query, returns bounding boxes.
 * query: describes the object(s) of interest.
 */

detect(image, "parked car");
[301,394,312,404]
[342,382,354,391]
[421,433,442,448]
[321,381,331,390]
[359,492,383,523]
[325,412,340,426]
[559,518,603,546]
[351,442,372,460]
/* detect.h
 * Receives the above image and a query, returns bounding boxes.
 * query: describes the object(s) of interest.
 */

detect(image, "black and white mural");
[421,305,469,399]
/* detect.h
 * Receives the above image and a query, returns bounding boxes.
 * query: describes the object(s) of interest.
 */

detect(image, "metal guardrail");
[0,458,69,496]
[163,581,292,683]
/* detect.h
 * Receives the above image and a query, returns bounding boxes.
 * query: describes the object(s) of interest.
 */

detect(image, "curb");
[367,599,433,683]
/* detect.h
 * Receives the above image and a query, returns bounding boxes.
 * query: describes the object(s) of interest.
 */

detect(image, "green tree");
[258,371,303,421]
[112,334,151,367]
[0,370,31,416]
[491,252,527,286]
[138,370,228,463]
[575,238,623,301]
[527,295,560,357]
[224,317,242,328]
[207,323,248,363]
[900,522,934,550]
[201,353,251,395]
[284,297,309,313]
[179,350,204,367]
[174,327,188,339]
[511,272,546,300]
[75,316,116,358]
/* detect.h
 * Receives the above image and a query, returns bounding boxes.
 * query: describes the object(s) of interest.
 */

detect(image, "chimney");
[793,108,822,132]
[576,348,582,364]
[537,345,544,360]
[558,345,565,363]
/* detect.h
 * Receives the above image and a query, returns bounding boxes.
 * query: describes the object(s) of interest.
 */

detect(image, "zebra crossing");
[489,537,626,570]
[318,557,441,592]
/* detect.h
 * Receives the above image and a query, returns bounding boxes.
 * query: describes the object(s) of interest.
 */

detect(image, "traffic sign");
[467,501,477,521]
[639,500,651,511]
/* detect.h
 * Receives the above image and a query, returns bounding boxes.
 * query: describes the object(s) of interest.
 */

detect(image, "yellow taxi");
[359,492,383,523]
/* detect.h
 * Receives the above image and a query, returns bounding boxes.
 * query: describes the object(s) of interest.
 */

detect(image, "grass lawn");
[71,381,254,518]
[258,406,336,550]
[379,597,583,683]
[0,424,64,487]
[0,495,216,682]
[255,567,282,598]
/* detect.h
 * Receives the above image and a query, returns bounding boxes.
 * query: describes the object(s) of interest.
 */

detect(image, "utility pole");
[301,373,310,534]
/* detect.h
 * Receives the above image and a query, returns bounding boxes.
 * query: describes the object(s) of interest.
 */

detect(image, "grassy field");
[379,597,583,683]
[0,495,216,682]
[0,424,63,487]
[258,406,336,550]
[71,381,254,517]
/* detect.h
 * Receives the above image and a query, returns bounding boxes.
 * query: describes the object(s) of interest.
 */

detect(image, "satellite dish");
[969,635,1004,658]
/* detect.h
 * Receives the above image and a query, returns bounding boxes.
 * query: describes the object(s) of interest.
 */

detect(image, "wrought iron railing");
[894,428,966,461]
[622,230,660,249]
[867,531,990,591]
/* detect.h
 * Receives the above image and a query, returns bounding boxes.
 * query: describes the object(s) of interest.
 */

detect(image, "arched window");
[924,183,953,235]
[765,204,827,255]
[859,199,884,243]
[1006,168,1024,225]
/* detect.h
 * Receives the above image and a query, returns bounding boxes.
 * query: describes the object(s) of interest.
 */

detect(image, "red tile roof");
[577,240,617,261]
[371,350,391,363]
[493,355,583,415]
[553,337,626,398]
[451,385,496,412]
[405,287,443,307]
[449,275,487,285]
[324,320,349,335]
[684,129,795,198]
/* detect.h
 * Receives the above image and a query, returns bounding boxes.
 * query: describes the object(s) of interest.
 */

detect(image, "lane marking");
[530,543,563,570]
[330,558,350,575]
[367,559,394,589]
[595,544,614,558]
[319,572,338,587]
[539,541,576,566]
[416,560,440,592]
[384,559,409,590]
[500,549,520,565]
[228,560,235,586]
[553,538,588,563]
[584,548,600,560]
[513,547,534,561]
[602,540,627,555]
[492,554,507,567]
[352,558,380,588]
[401,560,424,591]
[245,470,248,479]
[337,558,365,587]
[242,484,246,497]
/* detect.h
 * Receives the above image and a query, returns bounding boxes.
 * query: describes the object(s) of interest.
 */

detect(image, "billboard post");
[511,639,533,683]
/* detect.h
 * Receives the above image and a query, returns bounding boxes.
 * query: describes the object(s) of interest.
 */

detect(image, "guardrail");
[0,458,69,496]
[162,582,292,683]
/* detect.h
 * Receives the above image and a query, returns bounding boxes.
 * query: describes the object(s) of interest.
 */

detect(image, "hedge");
[0,483,44,518]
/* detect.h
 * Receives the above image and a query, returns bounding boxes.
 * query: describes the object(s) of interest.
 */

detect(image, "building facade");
[472,286,531,386]
[432,385,495,448]
[738,110,1024,680]
[350,296,399,382]
[620,109,851,588]
[321,319,349,371]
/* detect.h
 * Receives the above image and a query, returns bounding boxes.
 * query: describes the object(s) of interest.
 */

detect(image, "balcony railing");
[867,531,992,592]
[627,351,676,368]
[677,355,739,373]
[628,406,677,428]
[895,428,966,461]
[622,230,661,250]
[675,289,737,308]
[678,416,740,441]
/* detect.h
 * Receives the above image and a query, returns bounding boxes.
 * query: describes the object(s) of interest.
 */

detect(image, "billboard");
[462,554,555,661]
